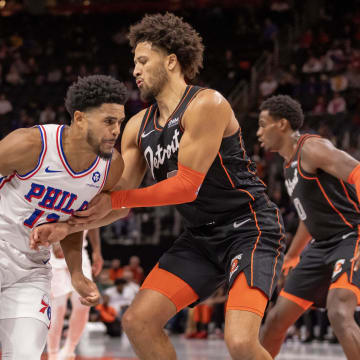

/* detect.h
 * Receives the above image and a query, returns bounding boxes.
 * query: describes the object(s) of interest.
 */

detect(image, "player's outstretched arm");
[282,220,312,276]
[61,231,100,306]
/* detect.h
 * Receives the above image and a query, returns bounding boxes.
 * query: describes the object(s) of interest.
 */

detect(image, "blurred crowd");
[1,0,360,344]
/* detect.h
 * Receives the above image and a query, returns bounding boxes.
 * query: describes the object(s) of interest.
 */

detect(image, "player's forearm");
[286,221,312,257]
[61,232,84,276]
[67,209,130,235]
[111,163,205,209]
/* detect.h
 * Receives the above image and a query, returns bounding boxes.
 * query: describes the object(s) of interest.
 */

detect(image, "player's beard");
[87,129,112,160]
[140,64,168,102]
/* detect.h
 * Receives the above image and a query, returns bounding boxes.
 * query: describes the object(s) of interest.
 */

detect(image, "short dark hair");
[65,75,128,118]
[259,95,304,130]
[115,278,127,286]
[128,12,204,79]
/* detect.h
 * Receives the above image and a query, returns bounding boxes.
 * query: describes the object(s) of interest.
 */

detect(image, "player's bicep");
[113,114,147,191]
[178,92,230,174]
[0,128,40,176]
[303,139,358,181]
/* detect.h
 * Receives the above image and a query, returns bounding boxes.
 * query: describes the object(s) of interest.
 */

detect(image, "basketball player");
[47,228,103,360]
[31,13,286,360]
[0,75,127,359]
[256,95,360,359]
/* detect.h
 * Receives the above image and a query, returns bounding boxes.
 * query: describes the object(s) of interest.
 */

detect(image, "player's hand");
[92,251,104,277]
[30,222,70,250]
[351,247,360,271]
[69,193,112,225]
[282,254,300,276]
[71,272,100,306]
[52,242,64,258]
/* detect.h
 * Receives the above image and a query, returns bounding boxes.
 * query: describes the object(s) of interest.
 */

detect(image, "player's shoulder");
[301,134,333,155]
[2,127,43,155]
[189,88,230,113]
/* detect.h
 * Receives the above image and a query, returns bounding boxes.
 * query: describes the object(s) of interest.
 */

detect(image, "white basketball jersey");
[0,124,111,256]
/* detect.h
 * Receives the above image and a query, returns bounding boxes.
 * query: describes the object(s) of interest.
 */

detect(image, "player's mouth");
[136,78,144,87]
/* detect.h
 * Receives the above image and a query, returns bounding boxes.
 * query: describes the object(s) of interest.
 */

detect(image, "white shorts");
[51,249,92,298]
[0,240,52,328]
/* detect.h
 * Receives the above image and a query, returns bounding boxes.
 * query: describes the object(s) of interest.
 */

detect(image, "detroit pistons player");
[257,95,360,359]
[32,14,286,360]
[0,75,127,358]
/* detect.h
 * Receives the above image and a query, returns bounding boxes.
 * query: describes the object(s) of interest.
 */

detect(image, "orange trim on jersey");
[238,128,267,188]
[141,263,199,312]
[350,225,360,282]
[138,105,154,148]
[218,152,255,201]
[315,178,353,228]
[178,88,204,132]
[296,136,353,229]
[279,290,313,310]
[339,179,360,213]
[249,202,262,287]
[269,208,285,294]
[153,86,193,131]
[284,134,312,169]
[330,272,360,304]
[227,272,268,318]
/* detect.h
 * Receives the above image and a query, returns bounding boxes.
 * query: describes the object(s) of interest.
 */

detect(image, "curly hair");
[260,95,304,130]
[128,12,204,79]
[65,75,128,118]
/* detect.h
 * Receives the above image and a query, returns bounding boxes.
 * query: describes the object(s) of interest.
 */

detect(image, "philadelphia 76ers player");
[0,75,127,359]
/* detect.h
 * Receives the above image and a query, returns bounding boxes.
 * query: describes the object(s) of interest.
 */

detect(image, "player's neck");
[155,77,187,125]
[280,131,301,163]
[62,126,98,171]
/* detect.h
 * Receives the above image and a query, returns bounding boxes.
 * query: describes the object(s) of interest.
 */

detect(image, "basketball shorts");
[51,248,92,298]
[283,228,360,308]
[0,240,52,327]
[158,202,285,306]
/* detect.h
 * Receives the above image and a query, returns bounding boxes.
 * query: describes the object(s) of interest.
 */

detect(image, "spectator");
[104,278,138,315]
[39,105,56,124]
[302,56,323,73]
[0,94,13,115]
[95,294,122,337]
[259,74,278,97]
[330,72,348,92]
[109,259,124,282]
[311,96,327,115]
[327,92,347,114]
[123,256,144,285]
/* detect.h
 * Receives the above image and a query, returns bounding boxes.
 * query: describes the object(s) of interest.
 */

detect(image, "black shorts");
[284,229,360,308]
[158,201,285,306]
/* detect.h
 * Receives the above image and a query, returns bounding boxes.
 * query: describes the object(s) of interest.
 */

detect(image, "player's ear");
[167,53,178,71]
[279,118,289,131]
[73,111,86,127]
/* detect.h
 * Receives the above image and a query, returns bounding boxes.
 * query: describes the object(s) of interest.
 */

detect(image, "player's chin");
[98,148,113,160]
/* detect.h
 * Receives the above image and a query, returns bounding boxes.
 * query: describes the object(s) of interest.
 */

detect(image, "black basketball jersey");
[284,134,360,241]
[137,85,267,227]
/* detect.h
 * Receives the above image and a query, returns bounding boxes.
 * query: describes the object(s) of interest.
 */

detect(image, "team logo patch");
[39,294,51,321]
[229,254,243,280]
[92,171,101,183]
[167,117,179,128]
[332,259,345,278]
